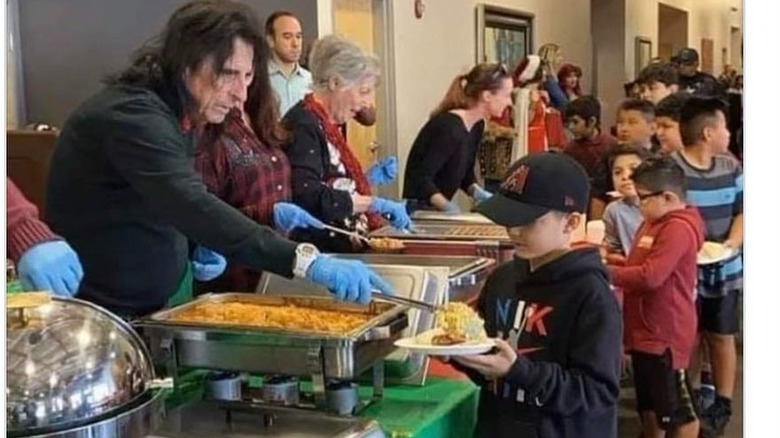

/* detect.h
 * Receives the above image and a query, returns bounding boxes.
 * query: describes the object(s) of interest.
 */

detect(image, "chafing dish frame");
[134,294,409,413]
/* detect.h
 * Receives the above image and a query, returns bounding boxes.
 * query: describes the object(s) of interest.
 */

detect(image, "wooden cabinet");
[6,130,58,213]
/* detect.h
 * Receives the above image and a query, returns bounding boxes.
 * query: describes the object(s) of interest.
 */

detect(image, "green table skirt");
[358,378,478,438]
[165,372,478,438]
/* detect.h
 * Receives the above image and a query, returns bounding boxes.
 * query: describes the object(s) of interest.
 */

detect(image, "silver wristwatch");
[293,243,320,278]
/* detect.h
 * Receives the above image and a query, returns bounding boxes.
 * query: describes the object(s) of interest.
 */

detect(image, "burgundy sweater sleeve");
[6,178,59,261]
[608,220,693,292]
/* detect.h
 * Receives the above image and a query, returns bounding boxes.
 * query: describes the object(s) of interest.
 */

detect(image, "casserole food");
[169,301,372,334]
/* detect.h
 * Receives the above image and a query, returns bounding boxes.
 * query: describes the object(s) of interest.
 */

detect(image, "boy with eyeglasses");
[608,157,705,438]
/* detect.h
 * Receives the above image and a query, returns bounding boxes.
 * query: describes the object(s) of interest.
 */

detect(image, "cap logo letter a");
[502,165,530,195]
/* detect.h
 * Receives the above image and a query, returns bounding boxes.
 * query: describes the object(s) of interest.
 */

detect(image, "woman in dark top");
[403,63,513,213]
[283,35,411,252]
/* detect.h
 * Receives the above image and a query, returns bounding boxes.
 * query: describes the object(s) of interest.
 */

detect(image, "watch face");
[298,244,318,257]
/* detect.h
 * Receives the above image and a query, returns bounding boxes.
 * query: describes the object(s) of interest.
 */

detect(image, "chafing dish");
[410,210,495,224]
[374,223,509,241]
[370,221,516,264]
[257,265,444,387]
[135,293,408,414]
[6,295,166,438]
[136,294,407,379]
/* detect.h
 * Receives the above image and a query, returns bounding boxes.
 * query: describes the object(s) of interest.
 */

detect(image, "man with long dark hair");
[45,0,393,317]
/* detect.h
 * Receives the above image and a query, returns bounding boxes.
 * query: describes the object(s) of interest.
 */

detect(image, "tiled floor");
[618,354,743,437]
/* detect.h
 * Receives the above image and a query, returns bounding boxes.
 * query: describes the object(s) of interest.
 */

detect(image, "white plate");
[394,328,495,356]
[697,242,737,265]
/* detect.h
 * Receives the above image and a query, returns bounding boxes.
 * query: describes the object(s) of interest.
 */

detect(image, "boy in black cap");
[451,152,622,438]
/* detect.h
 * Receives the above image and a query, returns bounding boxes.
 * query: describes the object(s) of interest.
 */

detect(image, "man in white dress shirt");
[265,11,312,117]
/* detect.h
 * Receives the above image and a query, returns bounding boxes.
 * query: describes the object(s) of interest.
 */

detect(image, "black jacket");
[456,248,622,438]
[679,72,726,99]
[46,85,298,316]
[282,101,360,253]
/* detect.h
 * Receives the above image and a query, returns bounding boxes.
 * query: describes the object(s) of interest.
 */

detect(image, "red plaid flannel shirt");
[193,111,291,292]
[194,111,291,226]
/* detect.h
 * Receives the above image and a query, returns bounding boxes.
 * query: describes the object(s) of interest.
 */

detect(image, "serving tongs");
[321,224,372,244]
[371,290,441,313]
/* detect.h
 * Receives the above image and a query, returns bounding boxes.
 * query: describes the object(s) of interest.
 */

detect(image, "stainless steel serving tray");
[371,222,511,242]
[410,210,496,224]
[256,265,443,386]
[135,294,408,380]
[332,254,493,286]
[332,254,495,301]
[141,294,405,340]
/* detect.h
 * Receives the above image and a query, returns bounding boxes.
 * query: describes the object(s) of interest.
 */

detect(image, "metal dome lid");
[6,294,155,436]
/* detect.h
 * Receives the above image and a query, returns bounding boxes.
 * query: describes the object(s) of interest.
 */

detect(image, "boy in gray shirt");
[602,145,655,263]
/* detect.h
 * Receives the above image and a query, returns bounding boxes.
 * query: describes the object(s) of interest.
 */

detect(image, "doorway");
[332,0,397,196]
[657,3,688,62]
[730,26,742,71]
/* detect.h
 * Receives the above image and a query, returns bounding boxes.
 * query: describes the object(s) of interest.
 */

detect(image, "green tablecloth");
[358,378,478,438]
[164,372,478,438]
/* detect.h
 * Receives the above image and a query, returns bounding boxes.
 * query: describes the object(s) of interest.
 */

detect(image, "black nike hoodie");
[455,247,622,438]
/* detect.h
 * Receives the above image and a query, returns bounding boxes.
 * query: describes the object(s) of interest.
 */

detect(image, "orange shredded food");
[171,302,371,333]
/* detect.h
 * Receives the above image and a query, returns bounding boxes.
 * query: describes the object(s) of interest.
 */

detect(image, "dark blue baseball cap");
[476,152,589,227]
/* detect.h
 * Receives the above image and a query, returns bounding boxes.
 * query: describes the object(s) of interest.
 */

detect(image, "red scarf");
[303,94,383,230]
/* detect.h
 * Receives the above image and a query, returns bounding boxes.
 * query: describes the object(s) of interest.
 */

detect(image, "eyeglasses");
[637,190,665,202]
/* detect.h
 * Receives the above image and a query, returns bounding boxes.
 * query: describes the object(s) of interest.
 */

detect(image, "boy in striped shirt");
[671,97,743,438]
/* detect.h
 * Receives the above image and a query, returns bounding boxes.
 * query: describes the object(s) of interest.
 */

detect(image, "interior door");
[333,0,378,168]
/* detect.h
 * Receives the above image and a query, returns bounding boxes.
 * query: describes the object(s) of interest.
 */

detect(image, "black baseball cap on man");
[476,152,589,227]
[677,48,699,65]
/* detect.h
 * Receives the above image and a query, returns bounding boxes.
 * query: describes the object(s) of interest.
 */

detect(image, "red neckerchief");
[302,94,383,230]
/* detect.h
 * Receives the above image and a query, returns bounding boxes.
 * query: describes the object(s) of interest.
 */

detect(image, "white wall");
[592,0,626,129]
[625,0,658,81]
[389,0,592,195]
[7,37,19,129]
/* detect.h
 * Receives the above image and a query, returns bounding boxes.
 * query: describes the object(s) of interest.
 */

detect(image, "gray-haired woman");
[282,35,411,253]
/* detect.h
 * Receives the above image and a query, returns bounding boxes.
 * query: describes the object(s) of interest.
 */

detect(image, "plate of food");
[394,302,494,356]
[697,241,737,265]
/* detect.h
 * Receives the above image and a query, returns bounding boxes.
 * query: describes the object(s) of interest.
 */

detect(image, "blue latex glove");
[472,186,494,203]
[273,202,325,233]
[191,246,227,281]
[369,198,412,230]
[441,201,462,215]
[365,156,398,187]
[17,240,83,298]
[306,255,394,304]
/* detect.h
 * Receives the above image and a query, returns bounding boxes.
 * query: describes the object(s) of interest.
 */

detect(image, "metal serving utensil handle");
[371,291,438,313]
[321,224,371,244]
